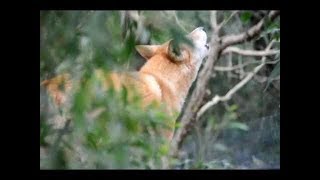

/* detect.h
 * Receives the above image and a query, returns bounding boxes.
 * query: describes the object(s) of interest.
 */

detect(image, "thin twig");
[227,53,233,79]
[210,11,218,32]
[214,59,279,71]
[221,11,280,49]
[222,46,279,56]
[218,11,239,30]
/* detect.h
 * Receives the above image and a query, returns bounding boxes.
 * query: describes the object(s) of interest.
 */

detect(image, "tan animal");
[41,27,209,140]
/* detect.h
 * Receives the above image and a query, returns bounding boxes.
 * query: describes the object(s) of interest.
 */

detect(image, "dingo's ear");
[168,40,188,62]
[135,45,160,60]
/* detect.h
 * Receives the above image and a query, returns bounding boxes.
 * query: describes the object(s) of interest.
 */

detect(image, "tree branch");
[170,11,280,158]
[197,63,264,118]
[214,59,279,71]
[210,11,218,32]
[170,11,221,157]
[197,40,275,119]
[221,10,279,49]
[222,46,279,57]
[254,74,280,83]
[218,11,238,30]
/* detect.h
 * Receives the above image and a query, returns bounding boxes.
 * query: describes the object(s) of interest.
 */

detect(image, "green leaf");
[240,12,252,24]
[228,122,249,131]
[170,27,193,48]
[121,86,128,104]
[40,120,53,146]
[175,122,182,128]
[273,31,280,41]
[51,148,67,169]
[119,33,136,64]
[259,27,280,41]
[159,144,169,155]
[228,104,238,112]
[86,132,99,150]
[267,21,280,31]
[228,112,237,120]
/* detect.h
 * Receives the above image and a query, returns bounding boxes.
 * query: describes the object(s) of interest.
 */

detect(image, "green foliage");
[40,117,53,147]
[263,21,280,41]
[40,11,178,169]
[41,70,173,168]
[240,11,253,24]
[170,27,194,48]
[228,122,249,131]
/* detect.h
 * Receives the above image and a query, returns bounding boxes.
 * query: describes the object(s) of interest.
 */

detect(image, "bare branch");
[222,46,279,56]
[210,11,218,32]
[171,38,221,157]
[170,11,279,157]
[227,53,233,79]
[214,59,279,71]
[238,55,245,79]
[170,12,222,157]
[197,63,264,118]
[254,74,280,83]
[221,11,280,49]
[218,11,239,30]
[197,40,275,118]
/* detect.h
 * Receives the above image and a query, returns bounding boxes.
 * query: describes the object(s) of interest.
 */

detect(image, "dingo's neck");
[139,55,199,112]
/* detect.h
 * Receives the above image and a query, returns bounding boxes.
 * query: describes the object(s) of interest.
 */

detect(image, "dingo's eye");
[205,44,209,50]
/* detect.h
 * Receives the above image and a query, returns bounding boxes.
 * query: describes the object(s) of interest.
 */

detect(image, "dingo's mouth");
[205,44,209,50]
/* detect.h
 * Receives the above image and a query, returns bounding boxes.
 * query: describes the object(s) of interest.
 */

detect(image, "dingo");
[41,27,209,140]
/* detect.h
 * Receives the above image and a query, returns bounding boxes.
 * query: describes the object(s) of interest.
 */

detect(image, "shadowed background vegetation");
[40,10,280,169]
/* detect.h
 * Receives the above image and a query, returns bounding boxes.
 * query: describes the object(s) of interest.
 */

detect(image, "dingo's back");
[41,27,209,140]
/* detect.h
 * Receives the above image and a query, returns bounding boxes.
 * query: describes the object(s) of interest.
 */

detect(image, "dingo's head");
[136,27,209,68]
[185,26,210,65]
